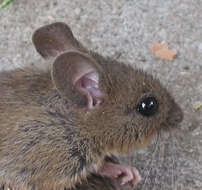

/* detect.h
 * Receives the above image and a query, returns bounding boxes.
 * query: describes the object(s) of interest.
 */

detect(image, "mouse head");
[33,22,183,154]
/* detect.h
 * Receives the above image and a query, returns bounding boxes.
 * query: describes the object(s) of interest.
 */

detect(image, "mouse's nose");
[161,98,183,131]
[166,99,183,128]
[171,106,183,124]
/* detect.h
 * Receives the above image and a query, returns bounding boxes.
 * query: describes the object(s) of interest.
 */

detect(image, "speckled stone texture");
[0,0,201,189]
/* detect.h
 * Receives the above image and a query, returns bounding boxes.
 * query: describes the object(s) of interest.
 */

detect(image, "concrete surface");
[0,0,201,189]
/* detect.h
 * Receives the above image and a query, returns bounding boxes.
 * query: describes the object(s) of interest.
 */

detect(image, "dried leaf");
[149,42,177,61]
[149,42,168,53]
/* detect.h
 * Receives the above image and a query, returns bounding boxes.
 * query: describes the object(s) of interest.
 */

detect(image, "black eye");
[136,97,158,117]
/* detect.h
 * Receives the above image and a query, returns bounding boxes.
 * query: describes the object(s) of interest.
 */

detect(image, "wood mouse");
[0,22,183,190]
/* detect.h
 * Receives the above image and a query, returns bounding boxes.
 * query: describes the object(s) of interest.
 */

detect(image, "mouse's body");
[0,23,183,190]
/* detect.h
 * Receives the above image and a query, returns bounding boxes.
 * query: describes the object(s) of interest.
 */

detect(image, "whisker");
[153,129,167,190]
[142,130,160,189]
[169,126,180,190]
[169,129,175,190]
[0,102,24,104]
[158,126,179,190]
[157,129,165,189]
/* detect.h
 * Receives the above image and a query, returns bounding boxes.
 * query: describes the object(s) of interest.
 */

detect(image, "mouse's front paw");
[1,184,12,190]
[97,162,141,187]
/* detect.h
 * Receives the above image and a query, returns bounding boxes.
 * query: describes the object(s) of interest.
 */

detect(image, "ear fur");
[52,51,105,109]
[32,22,79,59]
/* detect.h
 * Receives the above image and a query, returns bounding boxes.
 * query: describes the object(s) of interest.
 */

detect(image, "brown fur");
[0,23,183,190]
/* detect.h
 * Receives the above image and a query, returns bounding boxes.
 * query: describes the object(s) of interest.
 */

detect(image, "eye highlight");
[136,97,158,117]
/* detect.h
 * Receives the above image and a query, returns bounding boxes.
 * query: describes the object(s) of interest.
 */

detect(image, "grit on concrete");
[0,0,201,189]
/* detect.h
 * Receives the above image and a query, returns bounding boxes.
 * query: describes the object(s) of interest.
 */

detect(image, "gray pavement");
[0,0,201,189]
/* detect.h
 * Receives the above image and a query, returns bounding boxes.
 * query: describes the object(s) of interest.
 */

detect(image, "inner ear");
[32,22,79,59]
[52,51,105,109]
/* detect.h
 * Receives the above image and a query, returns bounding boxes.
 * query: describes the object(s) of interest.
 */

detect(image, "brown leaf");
[149,42,177,61]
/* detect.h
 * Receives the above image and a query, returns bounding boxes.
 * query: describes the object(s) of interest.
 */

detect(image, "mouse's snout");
[168,105,183,125]
[162,98,183,131]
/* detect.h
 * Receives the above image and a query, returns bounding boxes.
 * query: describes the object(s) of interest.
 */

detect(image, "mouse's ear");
[52,51,105,109]
[32,22,79,59]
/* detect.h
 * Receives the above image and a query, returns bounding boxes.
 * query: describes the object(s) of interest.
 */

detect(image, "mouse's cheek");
[133,128,157,149]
